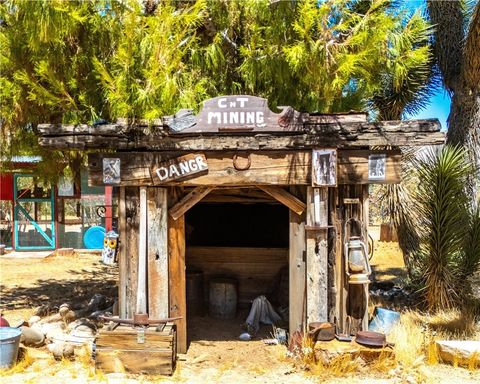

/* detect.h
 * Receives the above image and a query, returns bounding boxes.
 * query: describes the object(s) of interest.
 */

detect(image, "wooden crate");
[95,323,176,375]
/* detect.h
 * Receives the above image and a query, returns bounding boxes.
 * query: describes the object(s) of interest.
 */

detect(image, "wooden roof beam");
[257,186,306,215]
[169,186,214,220]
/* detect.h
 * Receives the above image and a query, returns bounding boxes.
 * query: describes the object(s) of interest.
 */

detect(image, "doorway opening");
[185,193,289,344]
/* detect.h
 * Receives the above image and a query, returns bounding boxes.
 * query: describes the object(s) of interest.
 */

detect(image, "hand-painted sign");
[152,154,208,184]
[167,95,303,133]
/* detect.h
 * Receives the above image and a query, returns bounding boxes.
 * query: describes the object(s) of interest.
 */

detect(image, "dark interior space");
[185,203,289,248]
[185,201,289,342]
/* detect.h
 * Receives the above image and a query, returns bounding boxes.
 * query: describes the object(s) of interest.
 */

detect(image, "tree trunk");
[448,89,480,171]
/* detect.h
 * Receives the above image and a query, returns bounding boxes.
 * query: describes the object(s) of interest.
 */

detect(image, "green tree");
[1,0,437,177]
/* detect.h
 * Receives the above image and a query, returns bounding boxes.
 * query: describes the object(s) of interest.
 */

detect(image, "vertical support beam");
[136,187,148,314]
[289,186,306,335]
[361,184,370,331]
[125,187,140,318]
[168,188,187,353]
[306,187,329,324]
[147,187,169,319]
[343,184,369,334]
[329,187,342,326]
[118,187,127,318]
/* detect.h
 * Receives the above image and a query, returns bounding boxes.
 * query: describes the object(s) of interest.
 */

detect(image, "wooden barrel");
[186,271,204,316]
[208,278,237,319]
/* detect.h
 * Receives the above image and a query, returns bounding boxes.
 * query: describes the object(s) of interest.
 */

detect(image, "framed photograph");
[103,158,121,184]
[368,154,386,180]
[312,149,337,186]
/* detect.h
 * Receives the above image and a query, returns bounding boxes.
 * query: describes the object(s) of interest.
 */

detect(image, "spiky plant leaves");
[412,145,475,310]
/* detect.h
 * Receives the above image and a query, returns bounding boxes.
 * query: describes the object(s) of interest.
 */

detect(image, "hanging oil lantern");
[344,219,371,284]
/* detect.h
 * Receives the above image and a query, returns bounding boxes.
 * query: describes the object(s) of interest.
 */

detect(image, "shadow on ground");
[0,264,117,310]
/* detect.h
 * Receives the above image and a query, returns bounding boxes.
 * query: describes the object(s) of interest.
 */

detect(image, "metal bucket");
[369,307,400,334]
[0,327,22,368]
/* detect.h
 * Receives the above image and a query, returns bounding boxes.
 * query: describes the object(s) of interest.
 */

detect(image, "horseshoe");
[233,153,251,171]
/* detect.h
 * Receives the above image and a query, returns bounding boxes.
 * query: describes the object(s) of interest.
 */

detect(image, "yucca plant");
[410,145,479,310]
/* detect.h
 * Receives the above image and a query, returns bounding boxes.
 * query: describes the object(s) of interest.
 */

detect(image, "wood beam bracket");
[169,186,214,220]
[257,186,306,215]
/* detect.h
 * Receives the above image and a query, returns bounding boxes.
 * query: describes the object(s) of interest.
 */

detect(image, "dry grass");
[0,350,35,376]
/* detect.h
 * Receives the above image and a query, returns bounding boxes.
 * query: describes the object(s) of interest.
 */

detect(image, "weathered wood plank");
[289,186,306,334]
[258,186,306,215]
[118,187,127,319]
[125,187,140,318]
[87,151,401,187]
[89,151,310,187]
[168,188,187,354]
[306,187,329,324]
[201,188,274,203]
[331,187,344,330]
[169,186,214,220]
[136,187,148,314]
[147,187,169,319]
[37,123,124,135]
[187,246,288,304]
[95,350,174,375]
[39,119,444,151]
[337,150,401,184]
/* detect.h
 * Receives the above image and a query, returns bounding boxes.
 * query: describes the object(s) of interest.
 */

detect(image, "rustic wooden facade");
[38,95,444,354]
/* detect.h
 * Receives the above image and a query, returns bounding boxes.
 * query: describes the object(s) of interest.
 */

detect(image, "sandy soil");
[1,251,479,383]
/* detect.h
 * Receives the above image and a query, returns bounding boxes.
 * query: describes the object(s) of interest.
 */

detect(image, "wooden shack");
[38,95,444,354]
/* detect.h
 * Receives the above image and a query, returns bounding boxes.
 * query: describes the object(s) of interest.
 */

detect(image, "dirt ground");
[1,248,479,383]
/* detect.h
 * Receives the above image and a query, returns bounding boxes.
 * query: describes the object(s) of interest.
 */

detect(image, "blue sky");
[408,90,450,131]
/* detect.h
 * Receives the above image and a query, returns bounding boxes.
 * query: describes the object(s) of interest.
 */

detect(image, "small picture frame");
[368,154,386,180]
[312,149,337,186]
[103,158,121,184]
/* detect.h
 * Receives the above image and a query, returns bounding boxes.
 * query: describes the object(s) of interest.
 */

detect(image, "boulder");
[436,340,480,367]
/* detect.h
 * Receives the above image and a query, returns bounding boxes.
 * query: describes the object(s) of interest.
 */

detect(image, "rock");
[67,318,97,332]
[436,340,480,366]
[28,315,41,326]
[42,322,66,341]
[48,342,75,361]
[20,326,45,347]
[33,305,52,317]
[59,303,70,317]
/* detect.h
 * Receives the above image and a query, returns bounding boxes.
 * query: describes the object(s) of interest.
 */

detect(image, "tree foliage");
[1,0,436,176]
[413,146,480,310]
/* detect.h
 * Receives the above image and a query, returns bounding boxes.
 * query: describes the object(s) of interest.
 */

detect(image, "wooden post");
[329,187,342,326]
[136,187,148,314]
[306,187,329,324]
[118,187,127,318]
[343,184,370,334]
[361,184,370,331]
[147,187,169,319]
[289,186,306,334]
[125,187,140,318]
[168,188,187,353]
